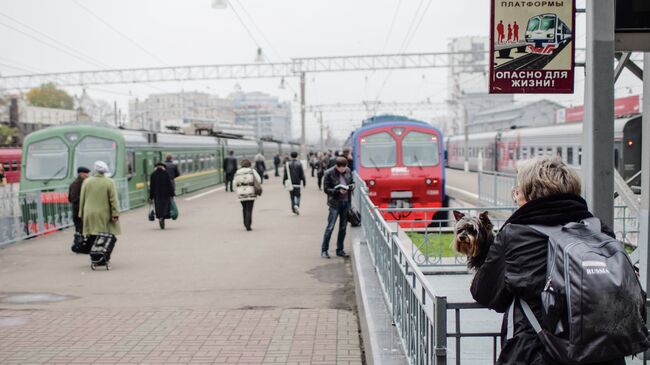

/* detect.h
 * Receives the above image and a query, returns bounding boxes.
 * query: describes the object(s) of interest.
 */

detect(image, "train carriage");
[525,13,572,54]
[446,115,642,189]
[352,115,447,228]
[0,148,21,184]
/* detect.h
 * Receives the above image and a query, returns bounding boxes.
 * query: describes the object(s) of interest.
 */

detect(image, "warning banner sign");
[489,0,576,93]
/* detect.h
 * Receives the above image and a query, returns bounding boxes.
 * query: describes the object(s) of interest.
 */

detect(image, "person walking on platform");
[79,161,120,264]
[223,150,238,192]
[326,150,336,169]
[284,151,306,215]
[342,148,354,171]
[273,153,281,177]
[316,152,326,190]
[321,157,354,258]
[163,154,180,190]
[310,153,318,177]
[68,166,90,234]
[254,153,267,183]
[234,159,261,231]
[149,162,175,230]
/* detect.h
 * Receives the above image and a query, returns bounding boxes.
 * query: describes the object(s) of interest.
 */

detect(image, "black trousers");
[72,210,83,234]
[274,164,280,177]
[225,173,235,192]
[241,200,254,229]
[317,173,323,190]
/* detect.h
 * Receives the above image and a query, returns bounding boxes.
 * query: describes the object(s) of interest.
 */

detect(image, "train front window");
[26,137,69,180]
[540,16,556,31]
[527,17,540,31]
[74,136,117,177]
[360,132,397,168]
[402,131,439,167]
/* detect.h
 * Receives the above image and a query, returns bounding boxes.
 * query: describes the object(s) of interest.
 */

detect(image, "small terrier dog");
[452,211,494,270]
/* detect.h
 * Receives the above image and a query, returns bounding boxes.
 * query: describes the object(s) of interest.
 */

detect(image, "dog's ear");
[479,211,493,228]
[453,210,465,221]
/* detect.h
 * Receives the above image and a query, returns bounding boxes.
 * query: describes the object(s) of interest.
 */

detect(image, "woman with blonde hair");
[470,156,627,365]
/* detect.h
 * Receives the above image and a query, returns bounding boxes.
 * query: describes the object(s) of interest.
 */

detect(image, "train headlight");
[425,178,432,185]
[368,179,376,187]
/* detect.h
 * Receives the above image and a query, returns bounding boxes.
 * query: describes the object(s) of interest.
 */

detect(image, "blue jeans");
[321,201,349,253]
[290,187,301,208]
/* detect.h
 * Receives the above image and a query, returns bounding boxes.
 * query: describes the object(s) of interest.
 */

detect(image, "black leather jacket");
[322,166,353,208]
[471,194,621,365]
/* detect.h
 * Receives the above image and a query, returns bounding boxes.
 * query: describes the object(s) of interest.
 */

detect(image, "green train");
[20,122,296,210]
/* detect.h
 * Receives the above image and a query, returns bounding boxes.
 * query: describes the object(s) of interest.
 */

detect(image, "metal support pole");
[300,72,307,160]
[434,296,448,365]
[463,107,469,172]
[583,0,615,228]
[639,53,650,290]
[319,111,324,151]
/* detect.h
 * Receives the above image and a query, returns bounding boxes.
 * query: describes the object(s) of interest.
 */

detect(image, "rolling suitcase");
[89,233,117,271]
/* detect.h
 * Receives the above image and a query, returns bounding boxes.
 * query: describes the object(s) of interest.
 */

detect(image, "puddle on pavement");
[0,315,31,328]
[0,292,75,304]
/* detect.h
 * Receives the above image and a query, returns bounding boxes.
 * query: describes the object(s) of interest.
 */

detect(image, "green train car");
[20,123,291,210]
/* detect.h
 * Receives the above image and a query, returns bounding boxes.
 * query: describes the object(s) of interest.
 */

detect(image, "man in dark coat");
[150,162,175,229]
[223,150,238,192]
[163,154,180,191]
[283,151,306,215]
[68,166,90,233]
[320,157,354,259]
[273,153,281,177]
[471,156,625,365]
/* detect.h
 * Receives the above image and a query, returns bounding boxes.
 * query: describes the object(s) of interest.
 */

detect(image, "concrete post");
[300,72,307,160]
[640,53,650,290]
[583,0,615,228]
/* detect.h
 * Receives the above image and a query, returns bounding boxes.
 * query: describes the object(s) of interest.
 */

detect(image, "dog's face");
[453,211,494,270]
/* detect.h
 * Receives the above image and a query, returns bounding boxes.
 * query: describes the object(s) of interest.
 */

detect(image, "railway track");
[495,41,569,71]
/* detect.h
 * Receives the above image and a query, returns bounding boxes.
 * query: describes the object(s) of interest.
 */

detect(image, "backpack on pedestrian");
[515,217,650,364]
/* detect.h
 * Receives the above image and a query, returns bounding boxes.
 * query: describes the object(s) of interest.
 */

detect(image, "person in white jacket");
[234,159,262,231]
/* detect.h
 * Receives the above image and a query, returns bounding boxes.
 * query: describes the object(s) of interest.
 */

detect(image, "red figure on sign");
[513,21,519,42]
[497,20,505,43]
[507,24,513,42]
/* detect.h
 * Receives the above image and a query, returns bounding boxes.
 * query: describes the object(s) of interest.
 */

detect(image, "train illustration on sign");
[525,13,572,54]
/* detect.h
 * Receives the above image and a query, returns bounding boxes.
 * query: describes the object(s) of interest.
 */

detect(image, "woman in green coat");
[79,161,121,236]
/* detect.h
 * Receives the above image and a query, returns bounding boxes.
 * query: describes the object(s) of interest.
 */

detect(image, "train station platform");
[0,175,363,364]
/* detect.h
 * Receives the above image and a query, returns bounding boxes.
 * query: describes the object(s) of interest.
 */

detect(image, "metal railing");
[376,206,516,267]
[353,173,501,364]
[0,178,129,247]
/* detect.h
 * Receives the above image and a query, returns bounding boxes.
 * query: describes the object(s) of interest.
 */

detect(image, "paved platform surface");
[0,174,363,364]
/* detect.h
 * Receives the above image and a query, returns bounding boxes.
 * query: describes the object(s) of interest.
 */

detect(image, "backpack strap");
[520,298,544,334]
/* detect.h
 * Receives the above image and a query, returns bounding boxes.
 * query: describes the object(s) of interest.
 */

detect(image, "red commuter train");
[0,148,21,184]
[351,115,447,228]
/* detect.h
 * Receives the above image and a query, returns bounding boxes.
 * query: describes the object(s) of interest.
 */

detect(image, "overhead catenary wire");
[0,11,111,69]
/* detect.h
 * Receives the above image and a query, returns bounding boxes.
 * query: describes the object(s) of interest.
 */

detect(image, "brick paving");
[0,178,363,364]
[0,308,361,364]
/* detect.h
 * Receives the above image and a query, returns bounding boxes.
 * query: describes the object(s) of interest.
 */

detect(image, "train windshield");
[360,132,397,168]
[25,137,69,180]
[540,16,556,31]
[402,131,439,167]
[74,136,118,176]
[527,17,540,31]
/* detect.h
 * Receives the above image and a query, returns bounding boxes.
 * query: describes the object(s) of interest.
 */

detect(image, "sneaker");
[293,205,299,215]
[321,251,330,259]
[336,250,349,258]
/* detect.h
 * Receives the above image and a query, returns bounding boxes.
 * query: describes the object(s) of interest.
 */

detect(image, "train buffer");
[494,41,528,58]
[0,178,364,364]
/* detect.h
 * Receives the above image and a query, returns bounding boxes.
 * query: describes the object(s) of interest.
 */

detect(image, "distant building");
[128,92,236,132]
[0,96,79,143]
[229,91,292,141]
[446,36,514,135]
[468,99,564,133]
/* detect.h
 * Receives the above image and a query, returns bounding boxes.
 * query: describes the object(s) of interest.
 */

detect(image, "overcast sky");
[0,0,644,141]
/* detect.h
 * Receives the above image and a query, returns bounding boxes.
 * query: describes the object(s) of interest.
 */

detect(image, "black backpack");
[518,218,650,364]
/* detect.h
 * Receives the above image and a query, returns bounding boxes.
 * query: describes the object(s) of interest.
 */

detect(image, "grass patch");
[406,232,457,257]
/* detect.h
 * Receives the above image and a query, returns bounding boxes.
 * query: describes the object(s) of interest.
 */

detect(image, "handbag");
[170,199,179,220]
[284,162,294,192]
[252,172,263,196]
[148,204,155,221]
[347,207,361,227]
